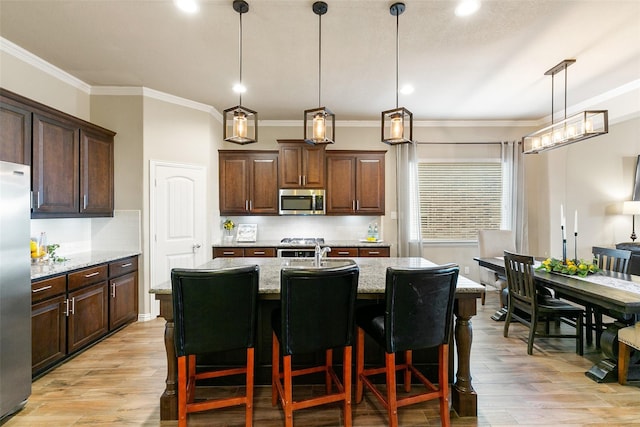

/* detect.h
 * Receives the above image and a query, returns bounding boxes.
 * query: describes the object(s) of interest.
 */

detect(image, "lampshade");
[223,0,258,145]
[522,59,608,155]
[382,107,413,144]
[623,201,640,215]
[523,110,608,154]
[381,2,413,145]
[303,1,335,145]
[223,105,258,144]
[304,106,335,145]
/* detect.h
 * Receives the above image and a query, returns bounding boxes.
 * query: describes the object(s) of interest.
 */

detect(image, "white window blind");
[418,162,502,241]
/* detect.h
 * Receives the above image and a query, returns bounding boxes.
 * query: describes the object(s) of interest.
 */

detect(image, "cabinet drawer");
[359,247,390,257]
[332,248,359,257]
[109,256,138,277]
[67,264,108,291]
[244,247,276,257]
[31,275,66,303]
[213,248,244,258]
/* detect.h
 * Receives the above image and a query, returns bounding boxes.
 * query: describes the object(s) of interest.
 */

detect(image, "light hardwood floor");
[5,291,640,427]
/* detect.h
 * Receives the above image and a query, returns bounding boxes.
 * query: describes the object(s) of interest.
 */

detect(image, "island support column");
[155,294,178,421]
[452,293,478,417]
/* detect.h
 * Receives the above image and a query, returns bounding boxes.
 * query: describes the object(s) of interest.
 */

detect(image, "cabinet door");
[32,295,67,375]
[359,247,390,257]
[219,154,250,214]
[279,143,325,188]
[355,154,385,214]
[0,96,31,165]
[109,272,138,330]
[249,153,278,214]
[80,129,114,216]
[32,113,79,215]
[244,247,276,257]
[67,282,109,353]
[279,144,303,188]
[326,155,356,214]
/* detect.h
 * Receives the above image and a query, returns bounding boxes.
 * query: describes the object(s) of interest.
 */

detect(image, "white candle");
[561,204,564,224]
[574,210,578,235]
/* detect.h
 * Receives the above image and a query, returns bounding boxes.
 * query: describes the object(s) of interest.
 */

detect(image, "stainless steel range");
[277,237,325,257]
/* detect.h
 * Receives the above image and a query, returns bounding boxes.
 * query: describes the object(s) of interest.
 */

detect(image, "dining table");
[150,256,484,421]
[475,256,640,382]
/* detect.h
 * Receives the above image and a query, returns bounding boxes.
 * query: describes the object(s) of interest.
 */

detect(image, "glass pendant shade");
[522,110,608,154]
[223,105,258,144]
[382,107,413,145]
[304,107,335,145]
[522,59,608,154]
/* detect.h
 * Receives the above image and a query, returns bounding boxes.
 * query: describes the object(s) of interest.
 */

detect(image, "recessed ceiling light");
[400,84,414,95]
[233,83,247,94]
[174,0,199,14]
[455,0,480,17]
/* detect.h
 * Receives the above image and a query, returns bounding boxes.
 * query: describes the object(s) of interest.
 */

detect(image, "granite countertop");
[213,240,390,248]
[150,257,483,296]
[31,250,141,280]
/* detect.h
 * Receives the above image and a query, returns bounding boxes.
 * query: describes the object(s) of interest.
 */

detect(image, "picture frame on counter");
[236,224,258,242]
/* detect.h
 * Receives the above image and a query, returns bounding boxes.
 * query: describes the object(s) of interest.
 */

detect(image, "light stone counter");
[31,250,141,280]
[150,256,483,296]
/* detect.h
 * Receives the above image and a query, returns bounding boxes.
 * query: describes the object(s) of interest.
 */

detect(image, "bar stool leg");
[385,352,399,427]
[343,346,353,427]
[355,328,365,403]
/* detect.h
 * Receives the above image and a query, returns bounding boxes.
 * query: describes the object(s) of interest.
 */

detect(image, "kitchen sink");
[281,258,357,269]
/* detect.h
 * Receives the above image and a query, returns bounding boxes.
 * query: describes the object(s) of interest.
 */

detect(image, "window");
[417,161,503,241]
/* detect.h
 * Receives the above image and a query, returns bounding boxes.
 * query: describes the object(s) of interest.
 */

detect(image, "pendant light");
[304,1,335,145]
[522,59,608,154]
[381,2,413,145]
[223,0,258,144]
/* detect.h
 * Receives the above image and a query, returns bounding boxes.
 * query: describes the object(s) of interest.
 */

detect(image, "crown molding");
[1,37,91,93]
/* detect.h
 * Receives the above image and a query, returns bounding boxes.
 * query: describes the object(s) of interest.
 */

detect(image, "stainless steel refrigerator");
[0,161,31,421]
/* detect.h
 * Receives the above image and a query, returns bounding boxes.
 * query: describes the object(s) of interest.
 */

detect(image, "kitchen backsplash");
[219,215,383,242]
[31,210,141,256]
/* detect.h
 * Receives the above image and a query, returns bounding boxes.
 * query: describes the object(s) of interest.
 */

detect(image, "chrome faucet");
[314,243,331,266]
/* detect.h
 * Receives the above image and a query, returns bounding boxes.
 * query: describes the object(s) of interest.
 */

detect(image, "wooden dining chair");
[355,264,459,427]
[171,265,260,427]
[503,251,584,356]
[590,246,632,347]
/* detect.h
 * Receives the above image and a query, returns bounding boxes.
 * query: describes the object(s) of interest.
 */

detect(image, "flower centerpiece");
[536,258,599,277]
[223,218,235,241]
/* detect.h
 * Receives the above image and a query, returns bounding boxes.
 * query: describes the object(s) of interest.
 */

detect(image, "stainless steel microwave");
[279,189,325,215]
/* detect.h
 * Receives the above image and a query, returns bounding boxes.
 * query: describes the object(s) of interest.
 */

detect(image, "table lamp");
[622,201,640,242]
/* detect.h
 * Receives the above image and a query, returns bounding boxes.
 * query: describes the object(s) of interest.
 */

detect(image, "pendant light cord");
[318,12,322,107]
[395,10,399,109]
[238,11,243,106]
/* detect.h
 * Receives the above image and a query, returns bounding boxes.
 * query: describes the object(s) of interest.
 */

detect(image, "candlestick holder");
[563,239,567,264]
[574,232,578,262]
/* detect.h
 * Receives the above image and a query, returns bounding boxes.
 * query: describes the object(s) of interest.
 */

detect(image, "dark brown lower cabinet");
[31,255,139,377]
[31,294,66,374]
[67,282,109,354]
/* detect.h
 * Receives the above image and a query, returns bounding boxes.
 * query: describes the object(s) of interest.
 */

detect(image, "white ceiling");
[1,0,639,122]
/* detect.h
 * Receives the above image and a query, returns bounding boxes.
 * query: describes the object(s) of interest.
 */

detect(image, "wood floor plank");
[4,291,640,426]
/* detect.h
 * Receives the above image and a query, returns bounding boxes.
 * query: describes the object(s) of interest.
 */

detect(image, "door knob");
[192,243,202,252]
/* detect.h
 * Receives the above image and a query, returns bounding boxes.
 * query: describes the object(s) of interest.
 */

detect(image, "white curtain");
[501,141,528,253]
[396,143,423,257]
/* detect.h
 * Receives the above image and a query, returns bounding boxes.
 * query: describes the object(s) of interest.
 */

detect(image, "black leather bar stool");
[355,264,459,427]
[171,265,259,427]
[271,264,359,427]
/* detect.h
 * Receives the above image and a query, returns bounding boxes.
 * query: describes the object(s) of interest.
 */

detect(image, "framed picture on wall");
[236,224,258,242]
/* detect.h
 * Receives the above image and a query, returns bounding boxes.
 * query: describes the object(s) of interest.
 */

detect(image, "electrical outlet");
[464,266,470,275]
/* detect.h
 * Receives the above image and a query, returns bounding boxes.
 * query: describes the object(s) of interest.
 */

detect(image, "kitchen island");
[150,257,483,420]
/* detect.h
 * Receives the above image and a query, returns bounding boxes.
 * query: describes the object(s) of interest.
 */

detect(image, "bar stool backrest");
[171,265,260,357]
[384,264,459,353]
[279,265,359,355]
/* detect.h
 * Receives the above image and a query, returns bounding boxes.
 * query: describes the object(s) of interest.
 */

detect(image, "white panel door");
[150,161,207,316]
